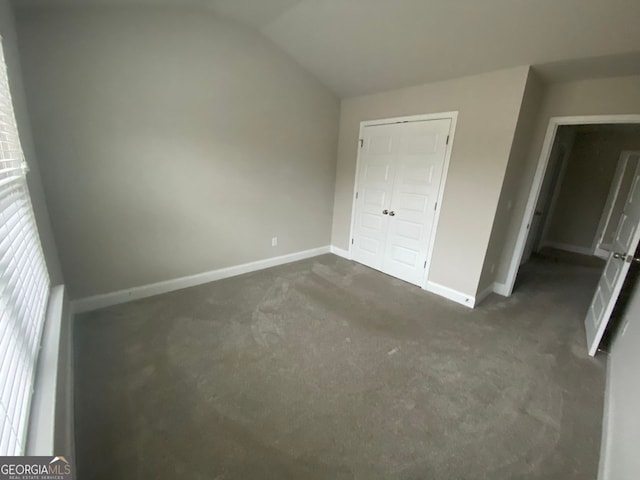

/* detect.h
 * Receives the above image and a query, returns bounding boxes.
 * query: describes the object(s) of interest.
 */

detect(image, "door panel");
[585,160,640,356]
[351,126,396,270]
[386,120,450,285]
[597,153,640,254]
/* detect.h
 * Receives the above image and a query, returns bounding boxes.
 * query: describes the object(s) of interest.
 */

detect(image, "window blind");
[0,37,50,456]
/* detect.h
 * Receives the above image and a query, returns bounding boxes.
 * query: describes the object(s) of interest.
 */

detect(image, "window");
[0,37,50,456]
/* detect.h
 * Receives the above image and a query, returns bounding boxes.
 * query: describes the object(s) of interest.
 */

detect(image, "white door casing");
[351,117,452,286]
[585,158,640,356]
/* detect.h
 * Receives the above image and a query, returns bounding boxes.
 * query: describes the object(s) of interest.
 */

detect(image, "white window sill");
[26,284,65,455]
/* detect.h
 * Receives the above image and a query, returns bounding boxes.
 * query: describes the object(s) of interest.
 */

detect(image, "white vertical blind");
[0,37,50,456]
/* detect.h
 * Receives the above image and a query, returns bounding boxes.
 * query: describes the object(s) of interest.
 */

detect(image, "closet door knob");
[382,209,389,215]
[389,211,396,216]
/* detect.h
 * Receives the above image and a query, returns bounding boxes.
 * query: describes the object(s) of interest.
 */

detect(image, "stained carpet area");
[75,254,606,480]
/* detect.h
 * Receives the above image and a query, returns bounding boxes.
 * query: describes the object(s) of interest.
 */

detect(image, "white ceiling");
[12,0,640,97]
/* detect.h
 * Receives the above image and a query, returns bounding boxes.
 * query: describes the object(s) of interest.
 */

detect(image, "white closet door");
[351,124,397,270]
[352,118,450,286]
[382,119,451,285]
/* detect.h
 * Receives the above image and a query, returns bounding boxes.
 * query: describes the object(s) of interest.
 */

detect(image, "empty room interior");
[1,0,640,478]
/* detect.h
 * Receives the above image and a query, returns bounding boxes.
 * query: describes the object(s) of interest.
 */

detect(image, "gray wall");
[15,6,340,299]
[493,74,640,287]
[524,126,576,261]
[331,66,529,297]
[479,69,543,293]
[0,0,62,284]
[600,279,640,479]
[545,130,640,250]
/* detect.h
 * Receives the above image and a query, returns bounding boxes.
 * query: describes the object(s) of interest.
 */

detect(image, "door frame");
[504,114,640,296]
[347,111,458,289]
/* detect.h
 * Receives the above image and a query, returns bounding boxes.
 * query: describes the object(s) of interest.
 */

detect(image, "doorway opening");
[525,125,640,263]
[512,117,640,356]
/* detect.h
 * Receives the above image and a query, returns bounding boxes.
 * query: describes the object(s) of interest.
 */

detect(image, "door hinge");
[355,192,359,199]
[434,202,438,211]
[424,261,427,268]
[359,139,364,148]
[351,238,354,245]
[446,135,450,145]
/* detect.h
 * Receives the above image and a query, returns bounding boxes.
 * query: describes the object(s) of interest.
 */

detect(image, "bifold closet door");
[352,118,451,286]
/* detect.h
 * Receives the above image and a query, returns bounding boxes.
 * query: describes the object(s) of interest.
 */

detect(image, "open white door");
[585,157,640,356]
[594,151,640,258]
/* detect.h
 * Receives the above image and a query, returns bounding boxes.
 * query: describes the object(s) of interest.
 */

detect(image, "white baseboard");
[330,245,351,259]
[492,281,510,297]
[425,281,474,308]
[542,241,594,256]
[597,352,613,480]
[73,246,330,314]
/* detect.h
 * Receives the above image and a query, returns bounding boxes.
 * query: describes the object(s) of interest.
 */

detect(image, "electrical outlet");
[271,237,278,247]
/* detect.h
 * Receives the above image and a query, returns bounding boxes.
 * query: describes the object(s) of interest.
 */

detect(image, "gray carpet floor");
[75,254,606,480]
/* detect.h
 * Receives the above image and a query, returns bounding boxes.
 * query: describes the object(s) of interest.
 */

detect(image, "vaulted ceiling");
[12,0,640,97]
